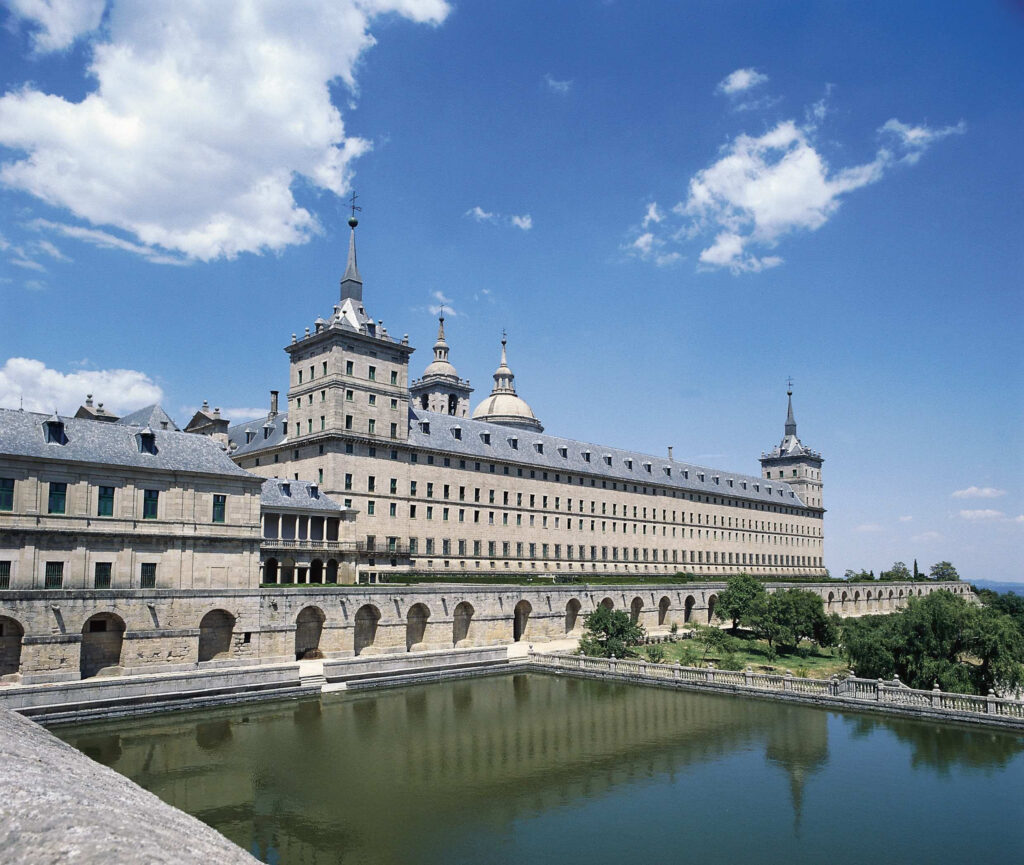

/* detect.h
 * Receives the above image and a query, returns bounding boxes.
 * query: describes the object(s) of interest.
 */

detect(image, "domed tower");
[410,315,473,416]
[471,335,543,432]
[760,383,824,510]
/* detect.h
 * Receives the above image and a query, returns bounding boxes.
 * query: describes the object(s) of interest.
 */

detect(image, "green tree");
[888,562,912,581]
[747,588,837,651]
[913,559,919,580]
[692,624,735,662]
[578,606,645,658]
[929,561,960,581]
[714,573,766,631]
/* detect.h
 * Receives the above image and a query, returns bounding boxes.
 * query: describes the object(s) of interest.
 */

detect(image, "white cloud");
[0,357,163,414]
[0,1,450,262]
[642,202,663,228]
[911,531,942,543]
[28,219,187,265]
[716,68,768,96]
[510,214,532,231]
[544,74,572,95]
[637,105,964,274]
[9,254,46,272]
[33,238,70,262]
[898,515,913,522]
[465,206,497,223]
[7,0,106,53]
[1015,515,1024,524]
[855,523,884,533]
[23,279,46,291]
[951,486,1006,499]
[959,509,1004,521]
[427,289,459,317]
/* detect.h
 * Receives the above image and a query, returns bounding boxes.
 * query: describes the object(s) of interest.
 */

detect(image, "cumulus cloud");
[465,206,497,223]
[625,230,682,267]
[0,357,163,414]
[642,202,663,228]
[951,486,1006,499]
[544,74,572,95]
[959,509,1004,521]
[631,100,964,274]
[7,0,106,53]
[427,290,459,317]
[716,68,768,96]
[0,0,450,262]
[510,214,532,231]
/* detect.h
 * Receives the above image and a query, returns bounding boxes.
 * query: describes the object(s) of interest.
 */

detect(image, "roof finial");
[785,378,797,437]
[347,190,361,227]
[786,375,794,397]
[340,192,363,301]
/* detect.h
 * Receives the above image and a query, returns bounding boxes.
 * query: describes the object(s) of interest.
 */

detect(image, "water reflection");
[58,674,1024,865]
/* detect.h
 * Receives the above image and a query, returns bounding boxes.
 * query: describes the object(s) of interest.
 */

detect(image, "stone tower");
[409,316,473,416]
[284,215,414,447]
[760,385,824,510]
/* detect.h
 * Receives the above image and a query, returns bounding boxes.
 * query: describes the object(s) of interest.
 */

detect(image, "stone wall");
[0,581,969,685]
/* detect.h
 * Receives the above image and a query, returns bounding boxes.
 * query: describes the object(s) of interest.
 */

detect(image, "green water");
[56,674,1024,865]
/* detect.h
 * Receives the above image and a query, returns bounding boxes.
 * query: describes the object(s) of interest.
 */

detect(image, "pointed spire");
[785,378,797,437]
[492,332,516,393]
[433,315,449,363]
[340,218,363,302]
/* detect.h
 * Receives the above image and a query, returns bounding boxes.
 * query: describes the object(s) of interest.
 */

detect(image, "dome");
[470,336,543,431]
[422,357,459,379]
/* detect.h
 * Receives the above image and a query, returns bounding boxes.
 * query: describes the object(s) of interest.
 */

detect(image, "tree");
[692,624,735,662]
[929,561,960,582]
[714,573,766,631]
[578,606,645,658]
[913,559,919,580]
[746,588,837,652]
[888,562,912,581]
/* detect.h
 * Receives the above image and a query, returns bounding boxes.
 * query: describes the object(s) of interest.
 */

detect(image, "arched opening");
[309,559,324,584]
[513,600,532,642]
[354,604,380,655]
[407,603,430,651]
[453,601,474,646]
[0,615,25,677]
[599,597,614,610]
[841,591,849,607]
[684,595,696,623]
[706,594,718,624]
[280,558,296,584]
[295,606,325,659]
[565,598,582,633]
[658,596,670,627]
[198,609,235,662]
[326,559,339,583]
[263,557,279,584]
[80,613,125,679]
[630,596,643,624]
[827,591,835,609]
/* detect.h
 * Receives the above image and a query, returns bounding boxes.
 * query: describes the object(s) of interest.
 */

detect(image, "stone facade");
[0,581,969,684]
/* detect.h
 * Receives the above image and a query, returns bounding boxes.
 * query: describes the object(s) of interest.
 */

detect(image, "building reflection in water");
[59,674,1024,865]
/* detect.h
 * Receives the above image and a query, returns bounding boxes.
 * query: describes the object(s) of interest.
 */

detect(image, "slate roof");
[0,408,254,479]
[228,406,806,508]
[260,478,347,513]
[117,404,180,431]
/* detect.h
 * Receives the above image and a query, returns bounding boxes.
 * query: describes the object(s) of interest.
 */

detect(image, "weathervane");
[347,190,361,227]
[786,376,794,395]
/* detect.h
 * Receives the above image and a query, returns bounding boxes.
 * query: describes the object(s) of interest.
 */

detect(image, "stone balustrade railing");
[527,652,1024,728]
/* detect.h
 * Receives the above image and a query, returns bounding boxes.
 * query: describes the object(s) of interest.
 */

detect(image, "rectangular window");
[410,504,417,518]
[390,423,397,438]
[143,489,159,519]
[346,360,354,375]
[369,394,377,406]
[212,494,226,523]
[427,482,434,498]
[390,370,398,385]
[409,537,418,555]
[390,478,398,494]
[389,503,397,517]
[368,419,376,434]
[94,562,112,589]
[48,481,67,514]
[426,506,433,520]
[44,561,63,589]
[345,473,353,490]
[0,561,10,589]
[320,415,326,430]
[367,501,375,515]
[367,476,376,492]
[0,478,13,511]
[97,485,114,517]
[141,562,156,588]
[368,365,376,380]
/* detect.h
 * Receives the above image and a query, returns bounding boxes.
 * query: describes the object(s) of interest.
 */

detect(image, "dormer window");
[603,455,612,466]
[558,446,567,458]
[137,428,157,455]
[480,432,491,445]
[713,476,719,485]
[509,436,519,450]
[534,442,543,454]
[451,426,462,440]
[754,483,760,492]
[44,416,66,445]
[698,472,705,482]
[309,483,319,498]
[582,450,591,462]
[682,470,689,479]
[624,458,632,469]
[280,481,291,496]
[420,421,431,434]
[663,466,671,476]
[642,462,651,473]
[246,429,255,444]
[741,481,747,490]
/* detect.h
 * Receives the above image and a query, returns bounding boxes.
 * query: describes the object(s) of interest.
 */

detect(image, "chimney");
[667,446,673,461]
[269,390,279,418]
[213,407,221,419]
[85,394,94,407]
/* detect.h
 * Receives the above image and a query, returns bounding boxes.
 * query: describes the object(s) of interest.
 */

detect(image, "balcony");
[356,540,410,557]
[260,538,351,552]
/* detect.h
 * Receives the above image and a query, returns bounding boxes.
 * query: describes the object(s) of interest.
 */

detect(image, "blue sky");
[0,1,1021,580]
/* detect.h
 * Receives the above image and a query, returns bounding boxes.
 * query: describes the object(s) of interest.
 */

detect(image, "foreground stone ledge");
[0,707,259,865]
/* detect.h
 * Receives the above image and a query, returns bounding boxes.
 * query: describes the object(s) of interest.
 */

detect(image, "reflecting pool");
[56,674,1024,864]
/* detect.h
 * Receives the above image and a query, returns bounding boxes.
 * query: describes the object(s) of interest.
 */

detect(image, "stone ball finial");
[348,215,359,228]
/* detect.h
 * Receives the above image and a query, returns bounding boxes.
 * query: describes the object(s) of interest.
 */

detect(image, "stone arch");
[198,609,235,662]
[80,612,126,679]
[326,559,339,583]
[706,594,718,624]
[513,600,532,642]
[263,557,279,584]
[684,595,696,623]
[841,591,849,607]
[599,597,614,610]
[453,601,474,646]
[0,615,24,677]
[658,596,671,627]
[565,598,582,633]
[295,605,325,660]
[827,591,835,609]
[630,596,644,624]
[309,559,324,584]
[280,557,296,583]
[407,603,430,651]
[354,604,380,655]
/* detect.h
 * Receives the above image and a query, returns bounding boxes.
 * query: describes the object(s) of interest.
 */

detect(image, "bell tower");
[760,382,824,510]
[409,315,473,416]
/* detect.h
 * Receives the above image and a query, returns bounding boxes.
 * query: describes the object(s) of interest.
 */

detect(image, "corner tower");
[410,315,473,416]
[284,213,414,446]
[760,384,824,510]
